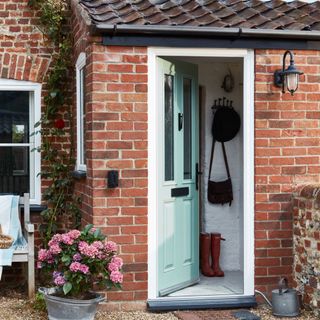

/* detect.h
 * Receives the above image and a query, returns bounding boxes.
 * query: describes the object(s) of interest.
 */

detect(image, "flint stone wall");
[293,185,320,315]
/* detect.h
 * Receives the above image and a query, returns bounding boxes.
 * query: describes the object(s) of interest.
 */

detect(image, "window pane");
[164,74,174,181]
[0,91,29,143]
[80,68,86,166]
[0,146,29,195]
[183,78,192,180]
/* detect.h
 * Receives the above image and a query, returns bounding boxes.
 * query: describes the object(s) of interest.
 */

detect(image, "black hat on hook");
[212,98,241,142]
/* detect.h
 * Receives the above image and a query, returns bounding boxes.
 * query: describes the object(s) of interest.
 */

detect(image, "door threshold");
[147,295,257,311]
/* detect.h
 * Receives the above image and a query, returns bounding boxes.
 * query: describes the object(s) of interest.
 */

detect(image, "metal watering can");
[272,277,300,317]
[255,277,300,317]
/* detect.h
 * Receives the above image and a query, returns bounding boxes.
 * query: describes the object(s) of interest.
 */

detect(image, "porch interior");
[170,56,244,297]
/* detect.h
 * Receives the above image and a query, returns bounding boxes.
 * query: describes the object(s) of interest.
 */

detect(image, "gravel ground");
[0,290,179,320]
[252,305,318,320]
[0,290,317,320]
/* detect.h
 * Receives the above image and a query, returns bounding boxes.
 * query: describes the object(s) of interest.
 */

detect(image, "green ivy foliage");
[28,0,81,245]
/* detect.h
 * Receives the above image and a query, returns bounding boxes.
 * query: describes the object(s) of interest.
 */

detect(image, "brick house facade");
[69,0,320,310]
[1,0,320,312]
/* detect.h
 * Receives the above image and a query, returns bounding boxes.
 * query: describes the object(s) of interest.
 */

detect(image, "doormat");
[232,310,261,320]
[175,310,238,320]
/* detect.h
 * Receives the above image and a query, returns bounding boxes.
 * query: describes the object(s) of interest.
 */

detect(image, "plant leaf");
[93,229,101,238]
[83,224,93,234]
[61,255,71,265]
[63,282,72,295]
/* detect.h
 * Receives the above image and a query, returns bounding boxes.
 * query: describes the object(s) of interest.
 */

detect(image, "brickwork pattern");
[255,49,320,295]
[70,0,95,225]
[293,185,320,316]
[88,44,148,310]
[0,0,52,83]
[71,3,148,307]
[0,0,58,284]
[70,30,148,308]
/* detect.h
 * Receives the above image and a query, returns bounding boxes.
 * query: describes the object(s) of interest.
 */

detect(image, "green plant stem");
[29,0,81,245]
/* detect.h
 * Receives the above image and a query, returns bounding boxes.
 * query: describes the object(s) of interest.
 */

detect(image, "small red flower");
[54,118,65,129]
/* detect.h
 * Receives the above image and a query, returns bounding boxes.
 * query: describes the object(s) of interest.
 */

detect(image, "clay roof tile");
[79,0,320,32]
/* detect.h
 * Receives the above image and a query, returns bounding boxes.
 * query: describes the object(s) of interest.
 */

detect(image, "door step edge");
[147,295,257,311]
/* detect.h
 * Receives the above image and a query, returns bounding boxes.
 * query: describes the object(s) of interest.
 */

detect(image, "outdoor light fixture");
[274,50,303,96]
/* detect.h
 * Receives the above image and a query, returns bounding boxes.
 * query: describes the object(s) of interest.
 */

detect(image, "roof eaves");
[91,23,320,40]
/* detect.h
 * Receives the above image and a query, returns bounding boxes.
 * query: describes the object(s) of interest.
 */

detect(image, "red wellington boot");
[211,233,226,277]
[200,233,215,277]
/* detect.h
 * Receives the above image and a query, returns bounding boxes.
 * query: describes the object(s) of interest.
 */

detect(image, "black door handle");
[178,113,183,131]
[196,163,202,190]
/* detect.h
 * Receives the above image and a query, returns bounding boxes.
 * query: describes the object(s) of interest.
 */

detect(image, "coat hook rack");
[211,97,233,110]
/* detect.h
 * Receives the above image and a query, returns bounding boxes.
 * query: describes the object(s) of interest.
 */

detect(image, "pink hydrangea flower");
[68,230,81,239]
[108,262,119,272]
[54,275,66,286]
[38,249,48,262]
[110,270,123,283]
[96,252,106,260]
[80,264,89,274]
[49,243,62,255]
[111,256,123,269]
[92,241,104,250]
[61,234,74,245]
[36,261,42,269]
[78,241,99,258]
[70,262,89,274]
[105,241,117,253]
[48,234,62,247]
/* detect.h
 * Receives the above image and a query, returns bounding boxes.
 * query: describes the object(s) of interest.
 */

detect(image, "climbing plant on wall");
[28,0,81,245]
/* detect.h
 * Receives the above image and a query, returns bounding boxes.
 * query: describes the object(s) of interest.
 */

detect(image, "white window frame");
[0,79,41,205]
[76,52,86,171]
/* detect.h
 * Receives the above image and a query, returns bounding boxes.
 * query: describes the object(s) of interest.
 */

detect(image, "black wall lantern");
[274,50,304,96]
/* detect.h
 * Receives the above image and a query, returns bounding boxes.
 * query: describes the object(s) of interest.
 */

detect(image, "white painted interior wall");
[199,60,244,272]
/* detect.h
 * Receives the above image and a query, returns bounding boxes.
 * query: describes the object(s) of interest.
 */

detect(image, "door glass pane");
[0,146,29,195]
[0,91,29,143]
[164,74,174,181]
[183,78,192,180]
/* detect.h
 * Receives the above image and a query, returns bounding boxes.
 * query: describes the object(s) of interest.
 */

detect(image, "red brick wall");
[70,0,95,225]
[255,49,320,295]
[87,44,148,310]
[70,3,148,307]
[0,0,52,83]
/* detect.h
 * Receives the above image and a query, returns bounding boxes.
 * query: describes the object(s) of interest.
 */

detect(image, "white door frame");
[148,47,255,300]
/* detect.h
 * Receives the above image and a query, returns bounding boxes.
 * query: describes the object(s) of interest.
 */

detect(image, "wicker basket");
[0,225,13,249]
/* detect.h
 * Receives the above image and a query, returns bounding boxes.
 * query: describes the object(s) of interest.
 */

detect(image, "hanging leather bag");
[207,140,233,206]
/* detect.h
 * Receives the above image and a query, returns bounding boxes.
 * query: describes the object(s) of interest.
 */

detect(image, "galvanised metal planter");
[39,287,105,320]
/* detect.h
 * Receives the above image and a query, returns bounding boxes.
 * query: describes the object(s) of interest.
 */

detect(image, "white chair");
[11,193,35,299]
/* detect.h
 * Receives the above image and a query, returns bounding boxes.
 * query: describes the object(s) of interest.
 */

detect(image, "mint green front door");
[157,58,199,296]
